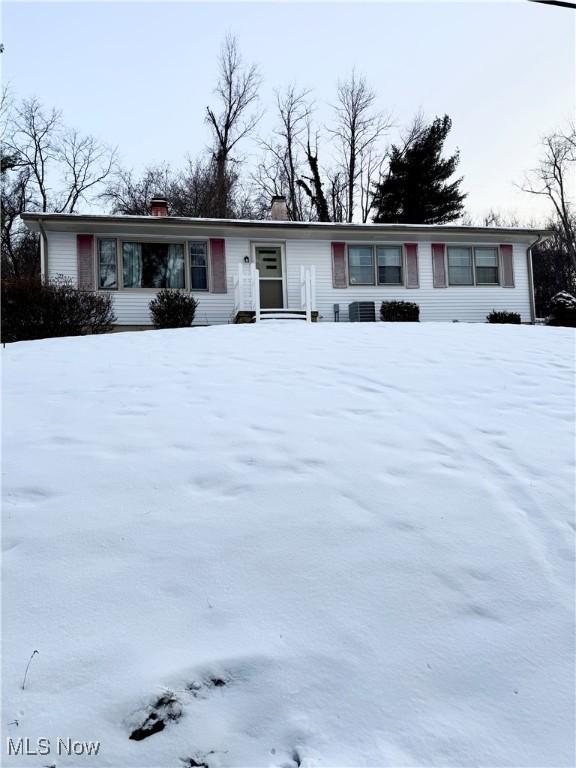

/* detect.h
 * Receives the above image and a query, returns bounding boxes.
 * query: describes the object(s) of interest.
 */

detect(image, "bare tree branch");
[253,85,312,220]
[328,71,393,222]
[56,129,117,213]
[205,34,261,217]
[522,126,576,269]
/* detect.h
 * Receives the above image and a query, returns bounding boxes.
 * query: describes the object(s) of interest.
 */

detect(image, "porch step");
[260,312,309,320]
[233,309,319,323]
[234,311,256,324]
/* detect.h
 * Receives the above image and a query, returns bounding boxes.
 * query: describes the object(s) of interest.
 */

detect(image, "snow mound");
[2,323,575,767]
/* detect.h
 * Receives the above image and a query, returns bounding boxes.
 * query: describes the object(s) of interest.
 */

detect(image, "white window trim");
[446,245,502,287]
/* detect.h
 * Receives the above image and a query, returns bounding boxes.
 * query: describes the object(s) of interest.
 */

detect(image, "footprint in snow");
[280,748,308,768]
[181,753,217,768]
[128,691,182,741]
[187,675,230,698]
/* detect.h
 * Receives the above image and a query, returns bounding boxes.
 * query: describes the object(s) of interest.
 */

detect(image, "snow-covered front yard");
[2,323,575,767]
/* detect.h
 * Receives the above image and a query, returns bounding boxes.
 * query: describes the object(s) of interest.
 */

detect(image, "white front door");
[255,244,285,309]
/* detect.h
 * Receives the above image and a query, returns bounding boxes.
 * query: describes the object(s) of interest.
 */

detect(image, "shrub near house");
[547,291,576,327]
[486,310,521,324]
[149,289,199,329]
[380,300,420,322]
[1,276,116,343]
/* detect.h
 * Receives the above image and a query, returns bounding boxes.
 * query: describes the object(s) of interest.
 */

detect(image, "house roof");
[20,212,551,242]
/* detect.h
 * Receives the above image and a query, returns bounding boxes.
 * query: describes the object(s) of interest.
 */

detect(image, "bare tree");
[1,165,37,277]
[359,144,386,223]
[102,156,247,219]
[4,97,116,213]
[296,131,331,222]
[56,129,116,213]
[206,35,261,217]
[1,95,115,276]
[6,98,60,212]
[326,169,346,223]
[532,218,576,314]
[522,126,576,269]
[254,86,312,220]
[329,71,392,222]
[252,153,287,217]
[101,164,173,215]
[480,208,521,228]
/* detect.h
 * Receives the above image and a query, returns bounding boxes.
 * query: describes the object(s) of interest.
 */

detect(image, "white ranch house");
[22,196,548,327]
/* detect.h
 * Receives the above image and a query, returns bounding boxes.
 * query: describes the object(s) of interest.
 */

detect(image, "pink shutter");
[209,238,227,293]
[404,243,419,288]
[77,235,95,290]
[332,242,347,288]
[500,244,514,287]
[432,243,447,288]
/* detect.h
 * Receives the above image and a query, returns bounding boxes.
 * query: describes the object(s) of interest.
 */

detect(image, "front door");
[255,245,284,309]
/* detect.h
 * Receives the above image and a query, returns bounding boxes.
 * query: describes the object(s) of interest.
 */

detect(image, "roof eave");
[19,212,552,239]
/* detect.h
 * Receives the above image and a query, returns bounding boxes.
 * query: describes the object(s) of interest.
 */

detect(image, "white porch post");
[237,263,243,311]
[251,262,260,322]
[305,271,312,323]
[310,265,317,313]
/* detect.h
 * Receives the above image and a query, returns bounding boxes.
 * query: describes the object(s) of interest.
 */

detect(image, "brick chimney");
[150,197,168,217]
[270,195,289,221]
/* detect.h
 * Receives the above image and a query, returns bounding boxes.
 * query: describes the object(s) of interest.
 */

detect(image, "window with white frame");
[447,247,474,285]
[474,247,499,284]
[348,246,374,285]
[447,246,500,286]
[189,241,208,290]
[377,246,403,284]
[98,239,118,289]
[122,242,185,288]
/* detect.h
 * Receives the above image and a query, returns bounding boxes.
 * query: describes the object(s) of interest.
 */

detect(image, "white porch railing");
[300,265,316,323]
[233,262,316,323]
[233,262,260,321]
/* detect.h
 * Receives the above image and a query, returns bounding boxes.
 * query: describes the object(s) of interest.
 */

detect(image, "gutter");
[19,212,552,240]
[38,217,49,280]
[526,233,543,324]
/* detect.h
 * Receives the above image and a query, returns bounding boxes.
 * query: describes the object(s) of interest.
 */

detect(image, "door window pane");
[259,280,284,308]
[122,242,185,288]
[256,248,282,277]
[447,247,473,285]
[348,246,374,285]
[475,247,499,284]
[377,246,403,284]
[98,239,117,289]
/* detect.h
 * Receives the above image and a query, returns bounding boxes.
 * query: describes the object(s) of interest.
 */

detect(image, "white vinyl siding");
[45,231,532,324]
[285,240,531,323]
[45,231,78,283]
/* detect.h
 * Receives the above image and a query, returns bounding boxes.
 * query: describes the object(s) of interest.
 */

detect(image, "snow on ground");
[2,323,575,768]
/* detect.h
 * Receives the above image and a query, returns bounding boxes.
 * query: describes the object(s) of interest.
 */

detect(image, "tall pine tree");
[372,115,466,224]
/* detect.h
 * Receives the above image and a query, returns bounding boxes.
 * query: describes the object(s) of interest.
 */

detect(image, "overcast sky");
[3,0,574,222]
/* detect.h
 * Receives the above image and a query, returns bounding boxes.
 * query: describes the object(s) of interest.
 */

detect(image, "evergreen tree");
[372,115,466,224]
